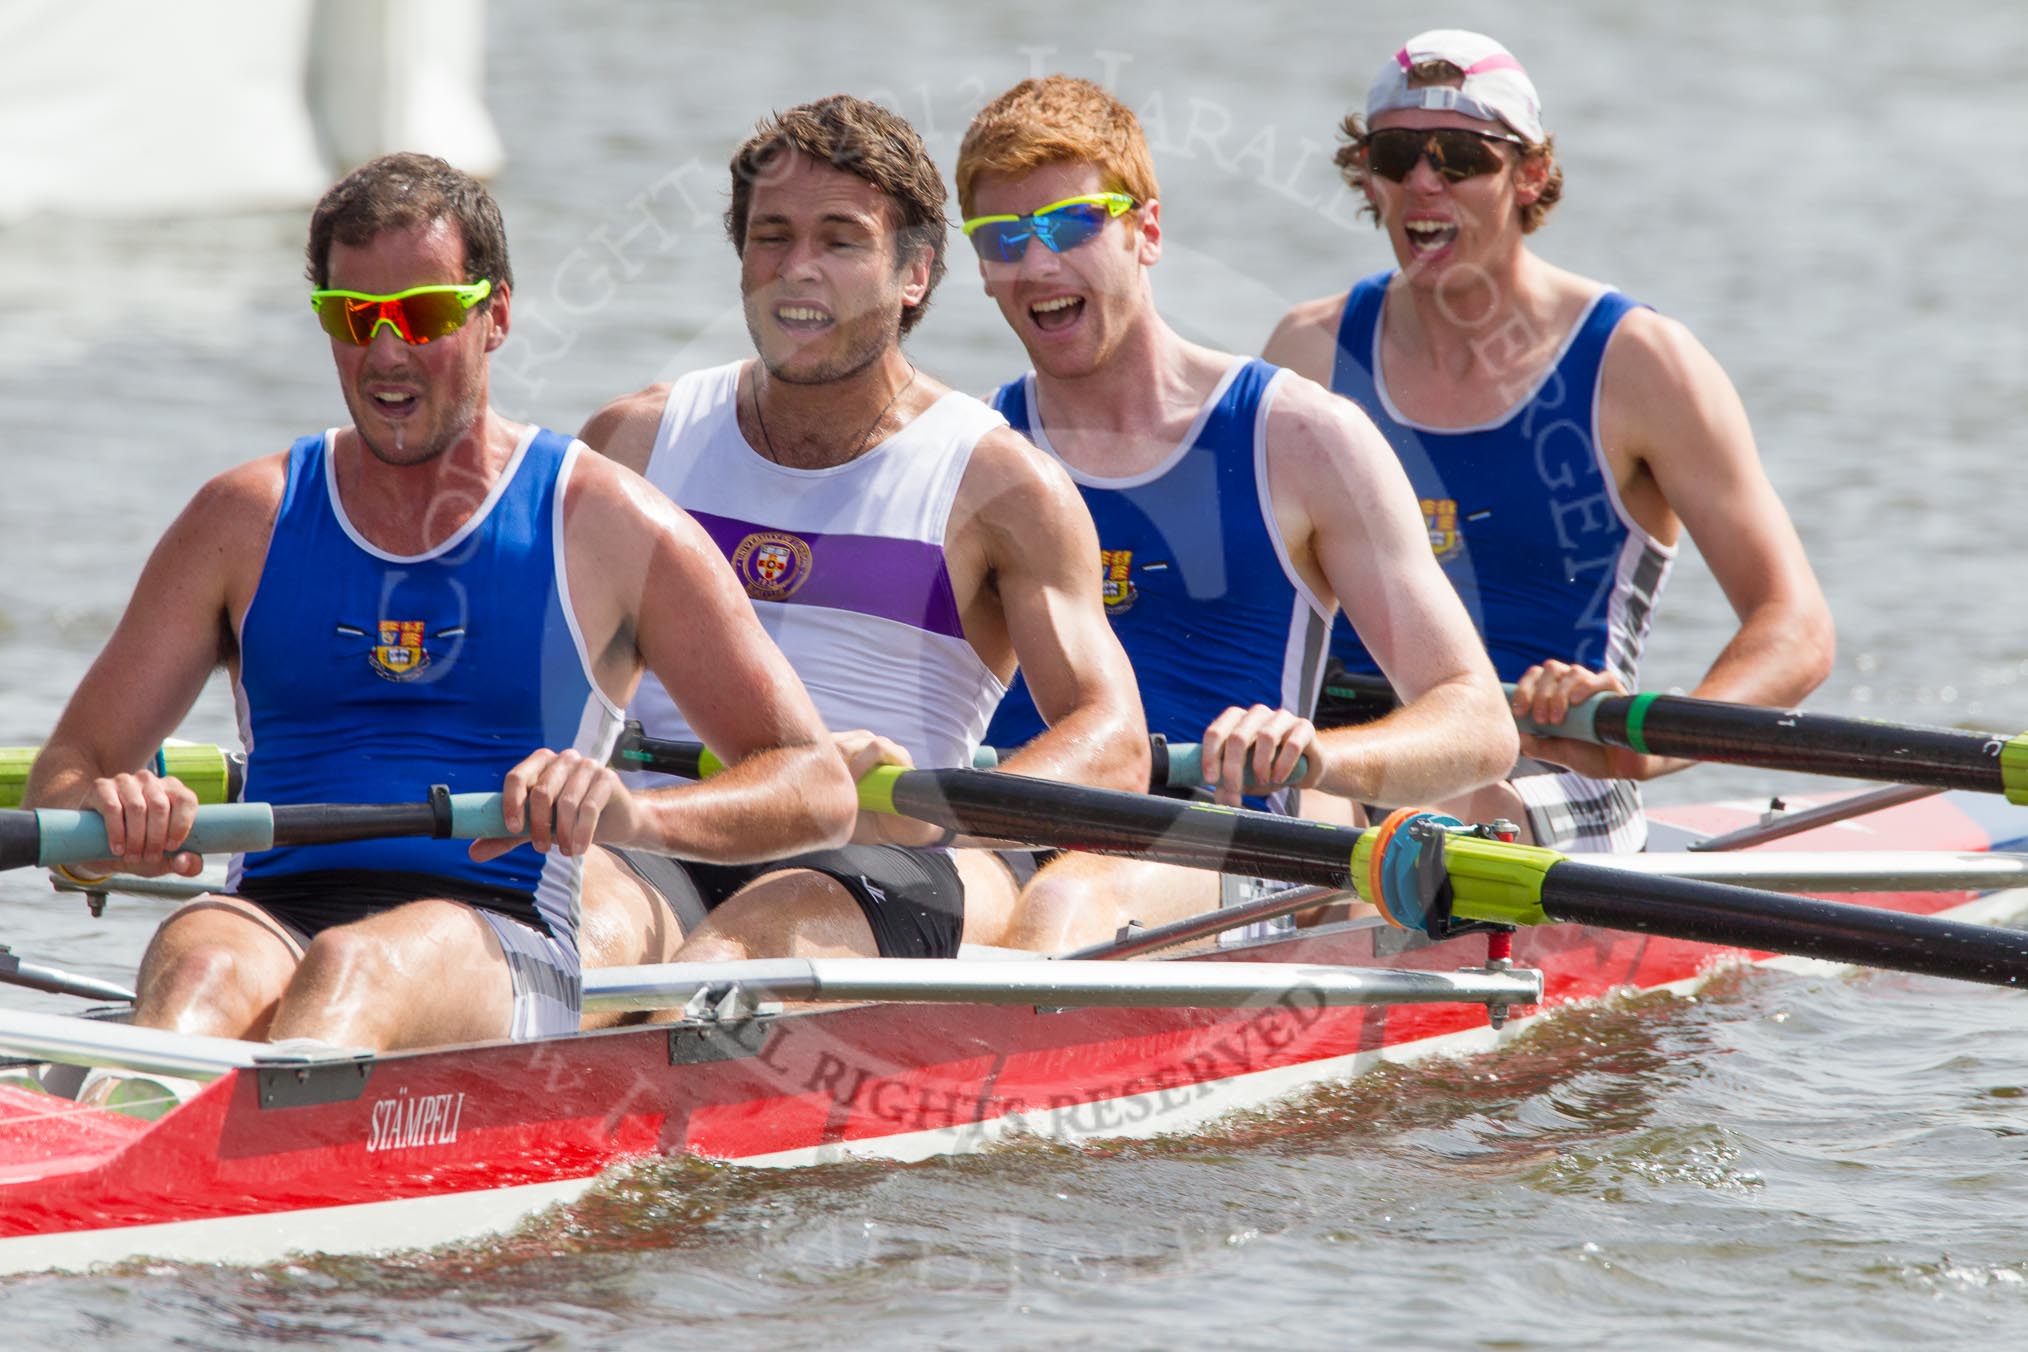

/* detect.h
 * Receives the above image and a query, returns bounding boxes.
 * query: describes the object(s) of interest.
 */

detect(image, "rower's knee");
[137,944,270,1037]
[1007,869,1104,953]
[675,871,871,960]
[281,926,387,1023]
[580,851,686,968]
[674,931,749,965]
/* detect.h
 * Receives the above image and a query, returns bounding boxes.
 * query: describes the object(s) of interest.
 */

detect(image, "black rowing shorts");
[235,868,553,947]
[607,845,965,960]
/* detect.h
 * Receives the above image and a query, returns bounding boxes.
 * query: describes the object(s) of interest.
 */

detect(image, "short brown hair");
[305,152,512,289]
[724,95,947,337]
[1334,62,1563,234]
[956,76,1159,219]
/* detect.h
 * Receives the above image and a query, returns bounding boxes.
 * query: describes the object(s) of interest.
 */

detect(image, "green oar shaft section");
[0,792,512,873]
[0,745,245,810]
[1327,673,2028,803]
[615,731,2028,989]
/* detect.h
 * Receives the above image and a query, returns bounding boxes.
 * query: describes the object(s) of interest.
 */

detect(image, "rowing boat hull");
[2,789,2023,1273]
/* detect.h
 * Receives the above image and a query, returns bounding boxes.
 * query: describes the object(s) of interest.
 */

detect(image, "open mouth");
[1404,219,1459,257]
[1029,294,1084,332]
[369,390,420,417]
[774,303,834,333]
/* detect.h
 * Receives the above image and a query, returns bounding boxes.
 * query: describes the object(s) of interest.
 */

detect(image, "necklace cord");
[752,362,918,465]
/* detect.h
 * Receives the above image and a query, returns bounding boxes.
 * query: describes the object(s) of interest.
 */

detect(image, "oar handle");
[0,792,513,873]
[1514,692,1612,744]
[1155,741,1311,793]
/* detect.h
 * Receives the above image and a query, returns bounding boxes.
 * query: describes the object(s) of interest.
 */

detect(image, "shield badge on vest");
[1423,498,1463,564]
[731,531,814,601]
[371,620,431,680]
[1101,547,1138,613]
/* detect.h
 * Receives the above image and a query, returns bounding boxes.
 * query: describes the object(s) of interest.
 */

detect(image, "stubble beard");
[351,378,487,468]
[743,269,910,388]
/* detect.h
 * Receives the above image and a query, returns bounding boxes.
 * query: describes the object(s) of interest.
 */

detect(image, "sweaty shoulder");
[1257,368,1413,543]
[1603,306,1721,398]
[1599,305,1740,446]
[578,381,675,476]
[188,453,290,552]
[1262,292,1350,386]
[561,436,689,538]
[954,423,1079,527]
[1263,367,1386,467]
[153,452,293,623]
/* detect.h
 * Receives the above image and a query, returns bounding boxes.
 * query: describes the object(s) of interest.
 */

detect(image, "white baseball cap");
[1365,30,1545,144]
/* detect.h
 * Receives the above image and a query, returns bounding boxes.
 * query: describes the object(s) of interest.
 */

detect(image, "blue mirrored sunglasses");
[960,193,1136,263]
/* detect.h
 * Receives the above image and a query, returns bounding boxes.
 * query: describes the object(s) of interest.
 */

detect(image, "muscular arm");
[23,460,280,864]
[1617,311,1833,704]
[958,430,1150,793]
[1268,379,1517,806]
[559,454,856,862]
[1520,314,1835,779]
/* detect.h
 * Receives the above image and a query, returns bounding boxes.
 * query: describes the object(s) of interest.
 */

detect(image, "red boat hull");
[2,790,2022,1271]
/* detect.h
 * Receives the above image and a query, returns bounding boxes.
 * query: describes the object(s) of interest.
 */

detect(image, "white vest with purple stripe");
[626,361,1009,772]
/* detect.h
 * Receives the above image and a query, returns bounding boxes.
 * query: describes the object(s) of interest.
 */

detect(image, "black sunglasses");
[1363,127,1524,184]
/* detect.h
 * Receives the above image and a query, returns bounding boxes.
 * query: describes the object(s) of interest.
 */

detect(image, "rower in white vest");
[578,94,1149,972]
[625,361,1007,777]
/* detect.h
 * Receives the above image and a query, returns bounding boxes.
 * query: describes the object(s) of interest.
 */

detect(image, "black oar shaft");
[1589,695,2016,796]
[617,732,1355,881]
[268,801,450,845]
[1540,859,2028,988]
[1329,673,2028,801]
[879,768,1358,889]
[575,732,2028,991]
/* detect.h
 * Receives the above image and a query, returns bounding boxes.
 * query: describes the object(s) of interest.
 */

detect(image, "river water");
[3,0,2026,1345]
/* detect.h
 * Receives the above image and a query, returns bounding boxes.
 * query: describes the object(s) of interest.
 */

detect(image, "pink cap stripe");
[1462,54,1524,76]
[1393,47,1414,70]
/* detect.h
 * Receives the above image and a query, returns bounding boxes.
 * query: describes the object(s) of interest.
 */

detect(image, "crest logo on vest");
[371,619,431,680]
[1422,498,1463,564]
[1101,548,1138,613]
[732,530,815,601]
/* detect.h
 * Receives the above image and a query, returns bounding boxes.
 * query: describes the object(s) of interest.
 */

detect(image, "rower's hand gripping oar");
[1327,671,2028,803]
[972,733,1310,795]
[0,787,513,874]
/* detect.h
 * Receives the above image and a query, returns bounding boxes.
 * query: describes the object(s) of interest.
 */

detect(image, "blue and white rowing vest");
[1327,271,1674,687]
[626,361,1008,772]
[231,427,625,940]
[985,358,1331,806]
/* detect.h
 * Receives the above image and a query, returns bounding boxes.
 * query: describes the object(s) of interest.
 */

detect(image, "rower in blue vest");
[957,76,1515,952]
[23,155,855,1081]
[1265,29,1833,851]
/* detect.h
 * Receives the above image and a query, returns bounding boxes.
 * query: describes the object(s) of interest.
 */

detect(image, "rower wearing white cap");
[1265,29,1834,850]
